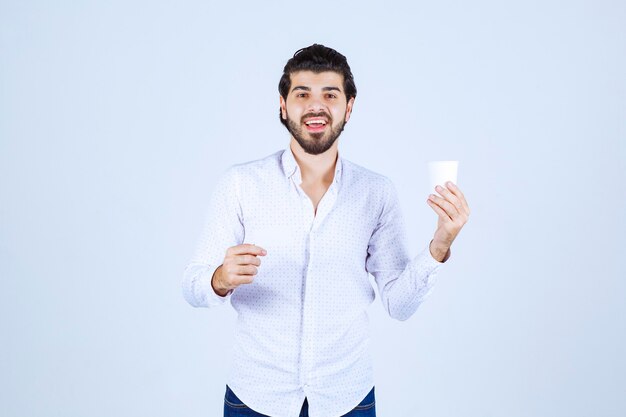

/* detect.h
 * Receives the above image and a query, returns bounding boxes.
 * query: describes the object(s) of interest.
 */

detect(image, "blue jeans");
[223,384,376,417]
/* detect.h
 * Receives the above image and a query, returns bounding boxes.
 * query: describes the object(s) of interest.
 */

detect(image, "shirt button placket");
[295,180,315,389]
[300,223,315,389]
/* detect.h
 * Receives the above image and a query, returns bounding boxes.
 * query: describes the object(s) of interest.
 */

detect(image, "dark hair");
[278,44,357,127]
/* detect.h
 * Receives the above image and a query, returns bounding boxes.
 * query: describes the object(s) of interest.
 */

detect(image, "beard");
[285,110,347,155]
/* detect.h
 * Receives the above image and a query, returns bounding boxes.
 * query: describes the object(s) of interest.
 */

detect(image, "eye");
[326,93,337,99]
[296,93,308,98]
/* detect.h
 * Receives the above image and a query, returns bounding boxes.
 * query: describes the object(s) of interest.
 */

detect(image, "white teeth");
[305,120,326,126]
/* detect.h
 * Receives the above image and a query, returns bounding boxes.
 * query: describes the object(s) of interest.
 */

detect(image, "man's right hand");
[211,243,267,296]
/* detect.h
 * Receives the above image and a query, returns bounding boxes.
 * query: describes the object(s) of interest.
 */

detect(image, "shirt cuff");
[183,263,232,307]
[408,244,448,280]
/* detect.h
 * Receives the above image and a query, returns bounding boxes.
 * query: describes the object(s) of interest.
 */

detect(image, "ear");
[344,97,355,122]
[279,96,287,120]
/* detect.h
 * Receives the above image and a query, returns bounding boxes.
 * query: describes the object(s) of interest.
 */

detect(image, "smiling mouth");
[304,118,328,132]
[305,123,326,133]
[305,119,326,125]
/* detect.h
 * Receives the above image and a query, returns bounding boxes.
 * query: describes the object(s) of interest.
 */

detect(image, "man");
[182,44,470,417]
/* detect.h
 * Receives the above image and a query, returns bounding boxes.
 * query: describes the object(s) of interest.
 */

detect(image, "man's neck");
[289,138,338,185]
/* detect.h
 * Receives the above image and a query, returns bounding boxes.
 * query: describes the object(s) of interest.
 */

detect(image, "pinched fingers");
[220,243,266,288]
[435,184,464,214]
[240,264,260,285]
[443,182,470,216]
[221,263,258,286]
[227,243,267,257]
[230,267,256,285]
[428,193,460,221]
[236,264,258,277]
[426,197,451,221]
[235,254,262,267]
[427,182,470,246]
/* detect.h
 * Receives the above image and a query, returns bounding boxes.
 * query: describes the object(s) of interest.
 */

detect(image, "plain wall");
[1,1,624,416]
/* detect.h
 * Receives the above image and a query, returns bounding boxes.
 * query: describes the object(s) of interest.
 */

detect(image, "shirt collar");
[281,144,343,185]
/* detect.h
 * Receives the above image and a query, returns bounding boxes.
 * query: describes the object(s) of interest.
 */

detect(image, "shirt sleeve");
[181,166,244,308]
[365,178,449,321]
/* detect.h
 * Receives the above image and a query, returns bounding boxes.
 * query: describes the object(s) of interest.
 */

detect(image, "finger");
[235,254,261,266]
[236,275,256,285]
[236,265,258,276]
[445,182,470,216]
[234,265,257,285]
[229,243,267,256]
[428,194,459,219]
[427,198,452,222]
[446,182,469,215]
[435,185,463,213]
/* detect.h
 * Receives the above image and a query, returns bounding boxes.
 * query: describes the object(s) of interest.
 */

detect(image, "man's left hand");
[426,181,470,261]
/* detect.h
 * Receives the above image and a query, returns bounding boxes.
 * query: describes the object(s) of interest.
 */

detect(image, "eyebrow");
[291,86,342,93]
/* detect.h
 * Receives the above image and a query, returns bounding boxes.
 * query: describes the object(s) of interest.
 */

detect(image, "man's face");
[280,71,354,155]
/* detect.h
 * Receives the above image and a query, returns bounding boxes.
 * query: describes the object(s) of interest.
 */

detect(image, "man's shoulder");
[232,149,282,169]
[224,149,283,179]
[342,158,393,189]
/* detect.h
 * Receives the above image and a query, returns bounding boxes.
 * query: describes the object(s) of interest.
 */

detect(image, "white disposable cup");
[428,161,459,195]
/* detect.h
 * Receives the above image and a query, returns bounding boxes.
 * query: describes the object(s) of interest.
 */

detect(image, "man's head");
[278,44,357,155]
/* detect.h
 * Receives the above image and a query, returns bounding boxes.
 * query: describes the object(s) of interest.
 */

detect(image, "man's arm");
[181,167,244,308]
[366,178,454,321]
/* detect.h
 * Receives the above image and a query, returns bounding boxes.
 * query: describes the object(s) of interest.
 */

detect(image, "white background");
[1,1,624,416]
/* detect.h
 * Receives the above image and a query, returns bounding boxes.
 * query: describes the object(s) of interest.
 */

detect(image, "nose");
[306,94,327,113]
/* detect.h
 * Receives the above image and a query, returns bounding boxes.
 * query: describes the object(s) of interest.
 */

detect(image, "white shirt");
[182,145,448,417]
